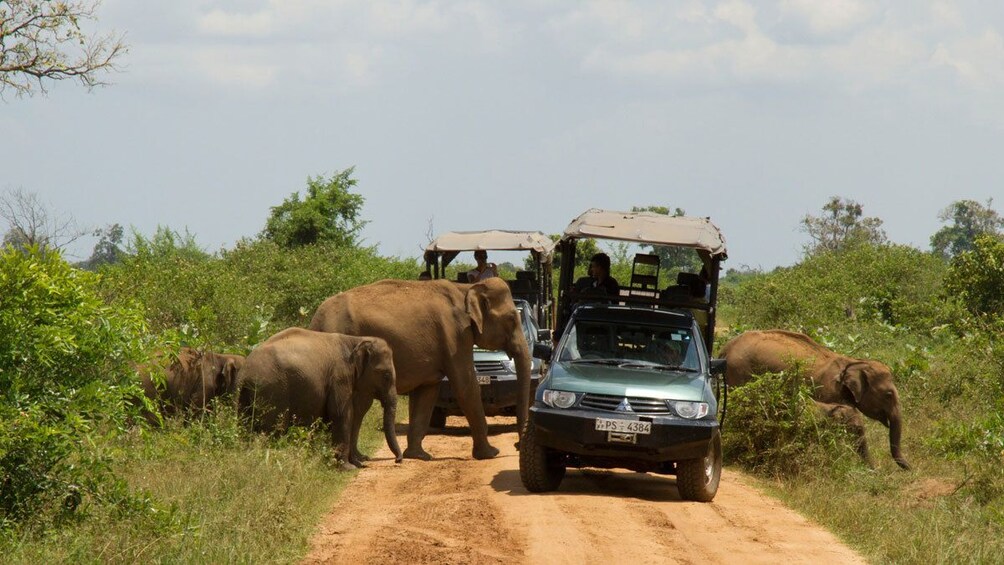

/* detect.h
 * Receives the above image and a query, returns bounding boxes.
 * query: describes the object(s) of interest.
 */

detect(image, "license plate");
[476,375,491,385]
[595,418,651,434]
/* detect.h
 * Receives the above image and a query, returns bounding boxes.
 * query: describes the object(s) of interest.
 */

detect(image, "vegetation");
[931,199,1004,259]
[261,168,367,249]
[799,196,887,255]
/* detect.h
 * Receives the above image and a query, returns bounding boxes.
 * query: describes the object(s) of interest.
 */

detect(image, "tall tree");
[261,169,367,249]
[631,205,702,272]
[0,187,86,253]
[930,199,1004,259]
[77,223,124,270]
[799,196,887,255]
[0,0,126,97]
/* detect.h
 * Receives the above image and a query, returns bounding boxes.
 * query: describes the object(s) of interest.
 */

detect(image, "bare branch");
[0,0,128,97]
[1,187,88,253]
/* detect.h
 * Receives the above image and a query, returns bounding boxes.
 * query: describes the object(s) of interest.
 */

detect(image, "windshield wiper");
[568,359,624,366]
[618,362,700,373]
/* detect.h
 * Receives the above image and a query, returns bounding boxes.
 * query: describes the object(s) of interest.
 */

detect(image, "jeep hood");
[548,362,706,401]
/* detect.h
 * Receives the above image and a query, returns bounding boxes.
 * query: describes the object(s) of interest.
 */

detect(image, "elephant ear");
[839,362,869,405]
[218,357,239,394]
[465,284,487,336]
[351,339,373,386]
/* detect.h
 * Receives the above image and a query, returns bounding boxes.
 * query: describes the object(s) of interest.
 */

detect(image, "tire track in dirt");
[304,417,867,565]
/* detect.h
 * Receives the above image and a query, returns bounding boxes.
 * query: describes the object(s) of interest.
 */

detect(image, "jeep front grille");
[474,360,506,373]
[579,393,671,414]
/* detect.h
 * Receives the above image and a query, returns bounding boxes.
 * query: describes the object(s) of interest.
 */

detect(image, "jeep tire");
[676,429,722,502]
[519,422,565,492]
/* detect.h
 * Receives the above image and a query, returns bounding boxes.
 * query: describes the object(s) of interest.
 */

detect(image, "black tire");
[676,429,722,502]
[519,422,565,492]
[429,407,447,430]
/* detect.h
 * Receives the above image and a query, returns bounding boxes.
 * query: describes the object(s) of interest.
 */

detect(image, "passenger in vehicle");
[573,253,620,298]
[467,250,499,282]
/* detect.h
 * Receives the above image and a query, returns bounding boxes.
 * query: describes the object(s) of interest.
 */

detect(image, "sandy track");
[304,417,866,565]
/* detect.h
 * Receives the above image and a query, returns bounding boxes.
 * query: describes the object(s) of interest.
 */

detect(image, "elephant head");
[465,277,533,434]
[353,338,404,463]
[838,360,910,470]
[189,350,243,411]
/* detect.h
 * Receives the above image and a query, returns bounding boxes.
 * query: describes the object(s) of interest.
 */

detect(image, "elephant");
[140,347,244,417]
[235,328,403,469]
[308,277,532,462]
[719,330,910,470]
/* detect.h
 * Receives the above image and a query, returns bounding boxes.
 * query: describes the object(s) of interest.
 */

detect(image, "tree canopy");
[0,0,126,97]
[930,199,1004,259]
[260,169,367,249]
[799,196,887,255]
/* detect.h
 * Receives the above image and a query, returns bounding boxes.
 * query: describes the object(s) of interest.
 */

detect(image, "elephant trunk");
[382,397,403,463]
[888,408,910,470]
[508,335,533,439]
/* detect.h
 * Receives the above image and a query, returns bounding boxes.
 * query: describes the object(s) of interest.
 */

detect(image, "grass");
[1,401,401,564]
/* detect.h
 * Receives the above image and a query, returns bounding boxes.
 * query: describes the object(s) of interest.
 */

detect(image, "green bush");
[722,370,858,478]
[0,246,149,530]
[944,233,1004,321]
[725,243,953,333]
[98,232,420,350]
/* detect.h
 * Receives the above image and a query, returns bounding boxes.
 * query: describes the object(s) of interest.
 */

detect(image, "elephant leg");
[818,401,873,468]
[404,384,438,461]
[326,390,355,469]
[349,394,373,466]
[447,360,499,460]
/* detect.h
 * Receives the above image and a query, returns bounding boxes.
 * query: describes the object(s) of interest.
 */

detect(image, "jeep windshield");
[557,319,702,373]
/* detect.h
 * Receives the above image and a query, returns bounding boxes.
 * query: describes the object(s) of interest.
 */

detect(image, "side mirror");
[710,358,727,376]
[536,329,552,343]
[532,343,553,361]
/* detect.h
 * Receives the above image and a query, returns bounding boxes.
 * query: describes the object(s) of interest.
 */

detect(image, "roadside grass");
[1,401,401,564]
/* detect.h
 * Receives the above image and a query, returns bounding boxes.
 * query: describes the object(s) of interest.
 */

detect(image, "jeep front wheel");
[519,423,565,492]
[676,429,722,502]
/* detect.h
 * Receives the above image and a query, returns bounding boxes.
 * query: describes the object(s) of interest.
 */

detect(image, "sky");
[2,0,1003,270]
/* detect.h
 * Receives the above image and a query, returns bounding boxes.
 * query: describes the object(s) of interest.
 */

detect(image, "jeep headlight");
[542,390,578,409]
[671,401,710,419]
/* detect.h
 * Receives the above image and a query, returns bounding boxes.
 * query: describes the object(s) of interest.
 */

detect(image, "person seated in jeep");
[467,250,499,282]
[574,252,620,298]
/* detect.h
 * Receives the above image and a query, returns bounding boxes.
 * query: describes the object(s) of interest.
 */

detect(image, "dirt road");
[304,417,866,565]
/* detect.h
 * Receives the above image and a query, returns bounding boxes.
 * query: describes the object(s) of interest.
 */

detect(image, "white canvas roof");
[562,209,727,257]
[426,230,556,260]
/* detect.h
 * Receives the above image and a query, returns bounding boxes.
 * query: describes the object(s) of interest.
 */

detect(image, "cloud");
[197,9,274,37]
[777,0,875,38]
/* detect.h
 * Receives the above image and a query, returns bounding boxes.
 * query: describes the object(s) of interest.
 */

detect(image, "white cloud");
[194,47,278,88]
[932,30,1004,90]
[197,9,274,37]
[778,0,875,38]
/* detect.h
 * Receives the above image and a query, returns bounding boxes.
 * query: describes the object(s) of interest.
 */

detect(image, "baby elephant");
[141,347,244,418]
[237,328,403,469]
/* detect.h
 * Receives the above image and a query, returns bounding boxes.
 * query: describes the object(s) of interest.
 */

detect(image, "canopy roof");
[562,209,727,258]
[426,230,555,261]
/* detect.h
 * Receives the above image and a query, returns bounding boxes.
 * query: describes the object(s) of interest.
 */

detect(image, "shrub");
[722,369,858,478]
[944,233,1004,321]
[726,243,952,333]
[0,246,148,530]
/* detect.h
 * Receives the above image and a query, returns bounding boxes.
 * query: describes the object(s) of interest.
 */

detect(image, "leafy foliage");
[98,233,419,350]
[800,196,887,256]
[0,245,148,529]
[931,199,1004,259]
[944,234,1004,320]
[725,243,952,332]
[261,169,367,249]
[722,370,857,478]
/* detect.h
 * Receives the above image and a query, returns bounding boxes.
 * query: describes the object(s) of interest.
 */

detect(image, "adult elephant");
[236,328,402,469]
[309,277,531,461]
[141,347,244,416]
[720,330,910,470]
